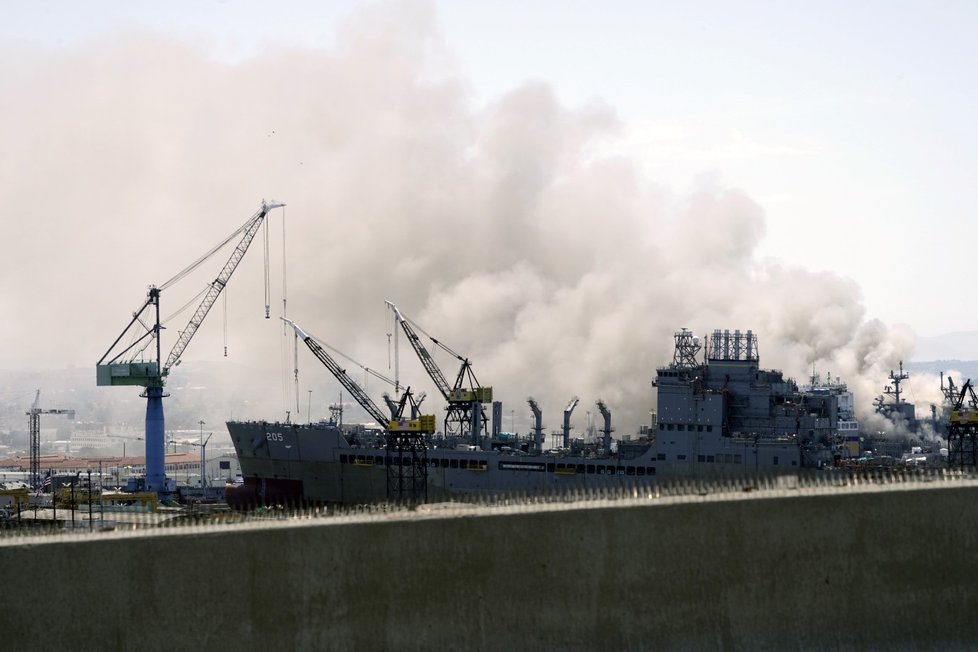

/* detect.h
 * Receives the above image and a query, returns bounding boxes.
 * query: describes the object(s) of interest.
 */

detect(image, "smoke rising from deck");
[0,4,926,435]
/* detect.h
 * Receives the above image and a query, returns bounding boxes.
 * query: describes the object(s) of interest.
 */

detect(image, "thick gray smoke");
[0,4,922,437]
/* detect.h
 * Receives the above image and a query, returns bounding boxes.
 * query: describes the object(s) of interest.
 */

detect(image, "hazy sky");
[1,0,969,431]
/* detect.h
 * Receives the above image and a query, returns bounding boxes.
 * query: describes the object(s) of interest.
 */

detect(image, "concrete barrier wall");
[4,481,978,650]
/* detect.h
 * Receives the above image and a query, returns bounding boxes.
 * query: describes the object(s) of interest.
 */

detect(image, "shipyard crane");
[562,397,579,449]
[26,390,75,491]
[96,200,285,495]
[385,300,492,445]
[948,379,978,469]
[941,372,959,405]
[281,317,434,502]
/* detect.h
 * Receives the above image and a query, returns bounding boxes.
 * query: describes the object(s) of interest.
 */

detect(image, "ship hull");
[226,420,661,507]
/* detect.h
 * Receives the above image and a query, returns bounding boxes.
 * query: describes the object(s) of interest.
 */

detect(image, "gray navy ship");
[226,327,855,507]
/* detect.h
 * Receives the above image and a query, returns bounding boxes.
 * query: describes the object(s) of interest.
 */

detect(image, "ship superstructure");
[804,370,860,459]
[873,362,918,431]
[650,329,846,475]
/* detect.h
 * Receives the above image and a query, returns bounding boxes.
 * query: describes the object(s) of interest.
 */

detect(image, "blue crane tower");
[96,200,284,495]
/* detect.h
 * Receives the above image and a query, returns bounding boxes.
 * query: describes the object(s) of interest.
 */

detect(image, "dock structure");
[3,474,978,650]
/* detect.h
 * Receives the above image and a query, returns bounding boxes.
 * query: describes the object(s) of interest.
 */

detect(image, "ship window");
[667,424,675,431]
[677,454,687,460]
[576,464,585,473]
[657,453,666,460]
[791,460,797,466]
[636,467,646,476]
[460,459,468,469]
[659,423,665,431]
[734,454,742,463]
[773,456,779,465]
[617,466,625,475]
[626,466,635,476]
[706,426,713,432]
[546,463,555,472]
[697,455,705,463]
[698,425,703,432]
[450,459,459,468]
[340,455,348,464]
[587,465,595,474]
[441,459,449,468]
[647,467,656,475]
[707,455,715,463]
[375,456,383,465]
[677,424,684,431]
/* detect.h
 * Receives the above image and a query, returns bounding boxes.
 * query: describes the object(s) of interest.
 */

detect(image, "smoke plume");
[0,4,922,437]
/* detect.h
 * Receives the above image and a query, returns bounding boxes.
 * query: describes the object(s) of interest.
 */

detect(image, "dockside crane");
[385,301,492,446]
[96,200,285,495]
[26,390,75,490]
[281,318,434,502]
[948,378,978,469]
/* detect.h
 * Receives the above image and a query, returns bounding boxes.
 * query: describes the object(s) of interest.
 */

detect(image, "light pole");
[199,420,206,489]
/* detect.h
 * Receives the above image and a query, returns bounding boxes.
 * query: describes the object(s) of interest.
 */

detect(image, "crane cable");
[223,290,228,357]
[159,214,255,291]
[263,216,271,319]
[294,327,300,418]
[281,206,288,319]
[403,312,466,362]
[126,286,210,361]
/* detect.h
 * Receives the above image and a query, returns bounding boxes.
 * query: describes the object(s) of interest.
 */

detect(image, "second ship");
[225,312,857,507]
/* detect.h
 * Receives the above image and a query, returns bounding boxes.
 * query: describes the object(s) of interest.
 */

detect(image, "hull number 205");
[266,432,284,442]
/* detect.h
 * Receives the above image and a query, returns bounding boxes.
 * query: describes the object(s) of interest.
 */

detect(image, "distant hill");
[913,331,978,362]
[905,360,978,384]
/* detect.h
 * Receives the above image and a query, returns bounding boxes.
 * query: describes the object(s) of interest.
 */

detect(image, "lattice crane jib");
[385,300,492,442]
[281,317,432,503]
[26,390,75,491]
[97,200,284,387]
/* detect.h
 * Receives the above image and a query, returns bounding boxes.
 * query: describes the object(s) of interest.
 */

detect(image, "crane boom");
[281,318,390,428]
[96,199,285,496]
[385,300,454,400]
[27,390,74,490]
[163,201,283,373]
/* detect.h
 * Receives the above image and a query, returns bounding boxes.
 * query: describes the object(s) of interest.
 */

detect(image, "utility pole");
[199,421,206,489]
[188,429,212,491]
